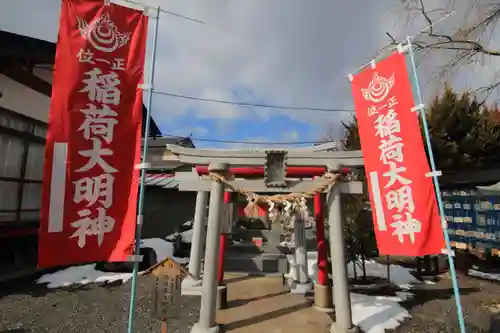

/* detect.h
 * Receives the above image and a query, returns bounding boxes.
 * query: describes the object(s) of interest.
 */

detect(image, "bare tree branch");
[386,32,397,44]
[390,0,500,95]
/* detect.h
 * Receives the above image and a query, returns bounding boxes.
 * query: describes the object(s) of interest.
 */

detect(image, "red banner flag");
[38,0,148,268]
[350,52,445,256]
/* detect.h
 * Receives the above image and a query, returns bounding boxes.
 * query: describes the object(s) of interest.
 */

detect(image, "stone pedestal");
[314,283,333,312]
[190,323,220,333]
[216,284,228,310]
[329,323,361,333]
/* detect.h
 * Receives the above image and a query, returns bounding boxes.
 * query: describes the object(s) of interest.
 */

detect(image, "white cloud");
[4,0,497,141]
[281,129,300,142]
[224,136,271,148]
[147,0,400,129]
[0,0,401,134]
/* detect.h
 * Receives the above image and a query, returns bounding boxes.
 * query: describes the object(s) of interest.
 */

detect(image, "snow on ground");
[351,293,411,333]
[286,251,419,288]
[165,228,193,243]
[348,260,418,290]
[180,229,193,243]
[37,238,187,288]
[469,269,500,282]
[286,251,416,333]
[38,222,415,332]
[37,264,138,288]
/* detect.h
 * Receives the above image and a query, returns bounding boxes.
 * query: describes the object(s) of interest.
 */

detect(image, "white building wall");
[0,74,51,123]
[32,67,53,84]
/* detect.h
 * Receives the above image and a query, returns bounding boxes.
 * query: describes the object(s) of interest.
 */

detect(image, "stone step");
[227,242,289,255]
[223,252,288,275]
[231,228,282,244]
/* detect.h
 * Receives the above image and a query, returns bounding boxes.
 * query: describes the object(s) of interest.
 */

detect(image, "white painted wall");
[0,74,51,123]
[33,67,53,84]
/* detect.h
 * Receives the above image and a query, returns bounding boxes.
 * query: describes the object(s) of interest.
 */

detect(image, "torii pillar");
[191,163,228,333]
[182,190,208,295]
[327,181,360,333]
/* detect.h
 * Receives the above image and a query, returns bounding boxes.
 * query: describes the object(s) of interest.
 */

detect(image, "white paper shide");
[362,71,421,244]
[70,12,131,248]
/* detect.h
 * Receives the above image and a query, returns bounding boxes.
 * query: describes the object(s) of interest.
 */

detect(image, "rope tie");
[208,171,340,206]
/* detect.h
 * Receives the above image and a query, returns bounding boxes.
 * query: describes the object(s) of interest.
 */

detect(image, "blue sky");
[162,110,317,149]
[149,86,335,148]
[0,0,393,148]
[1,0,496,149]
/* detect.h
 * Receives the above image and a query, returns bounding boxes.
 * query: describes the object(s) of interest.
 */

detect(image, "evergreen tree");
[339,88,500,170]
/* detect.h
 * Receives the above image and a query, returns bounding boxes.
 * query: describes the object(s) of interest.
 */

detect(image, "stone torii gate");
[165,144,364,333]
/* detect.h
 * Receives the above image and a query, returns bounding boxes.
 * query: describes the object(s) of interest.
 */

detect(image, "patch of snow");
[469,269,500,282]
[280,240,294,248]
[181,229,193,243]
[183,220,193,227]
[165,233,178,241]
[351,292,410,333]
[165,226,193,244]
[395,291,414,301]
[286,252,418,289]
[349,260,418,290]
[141,238,174,261]
[37,238,188,288]
[174,257,190,265]
[285,252,416,331]
[37,264,138,288]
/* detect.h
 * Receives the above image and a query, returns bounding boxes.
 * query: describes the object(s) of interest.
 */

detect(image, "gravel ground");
[390,273,500,333]
[3,268,500,332]
[0,274,200,333]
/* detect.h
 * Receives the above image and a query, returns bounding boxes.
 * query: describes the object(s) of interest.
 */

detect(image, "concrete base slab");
[329,323,361,333]
[289,281,313,295]
[190,322,221,333]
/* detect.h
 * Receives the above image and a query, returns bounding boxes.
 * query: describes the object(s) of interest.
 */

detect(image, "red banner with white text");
[38,0,148,268]
[350,52,445,256]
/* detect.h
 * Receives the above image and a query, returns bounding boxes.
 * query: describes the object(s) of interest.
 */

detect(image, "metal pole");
[327,184,356,332]
[191,163,227,333]
[126,6,160,333]
[189,191,208,281]
[406,36,466,333]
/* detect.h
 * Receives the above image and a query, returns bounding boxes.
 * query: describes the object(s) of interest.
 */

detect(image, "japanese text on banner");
[71,49,128,248]
[38,0,147,268]
[350,52,445,256]
[364,79,420,244]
